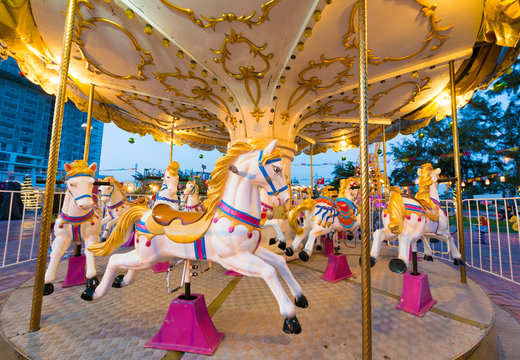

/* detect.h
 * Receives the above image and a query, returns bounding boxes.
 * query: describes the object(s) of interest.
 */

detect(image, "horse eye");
[273,166,281,174]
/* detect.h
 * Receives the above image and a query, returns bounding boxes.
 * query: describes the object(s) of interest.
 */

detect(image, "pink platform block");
[224,270,243,276]
[122,230,135,247]
[322,237,334,255]
[321,254,354,283]
[62,254,86,288]
[395,272,437,316]
[152,261,170,273]
[146,293,224,355]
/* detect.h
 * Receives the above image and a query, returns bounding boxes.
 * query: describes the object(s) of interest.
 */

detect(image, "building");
[0,57,103,183]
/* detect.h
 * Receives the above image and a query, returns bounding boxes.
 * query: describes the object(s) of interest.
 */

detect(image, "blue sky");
[99,122,399,185]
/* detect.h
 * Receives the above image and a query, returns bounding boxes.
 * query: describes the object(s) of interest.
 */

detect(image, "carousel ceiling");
[0,0,519,154]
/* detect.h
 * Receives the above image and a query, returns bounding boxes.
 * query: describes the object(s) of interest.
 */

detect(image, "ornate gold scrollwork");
[343,1,452,64]
[368,76,430,117]
[283,54,356,123]
[73,1,154,81]
[159,0,281,31]
[154,68,237,127]
[212,30,273,121]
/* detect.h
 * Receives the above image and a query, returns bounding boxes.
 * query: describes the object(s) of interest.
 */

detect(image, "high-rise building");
[0,57,103,183]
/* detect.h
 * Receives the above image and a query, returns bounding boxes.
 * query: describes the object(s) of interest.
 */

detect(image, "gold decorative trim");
[283,54,356,123]
[73,1,154,81]
[159,0,281,31]
[154,69,237,127]
[369,77,430,117]
[343,1,452,64]
[212,30,273,122]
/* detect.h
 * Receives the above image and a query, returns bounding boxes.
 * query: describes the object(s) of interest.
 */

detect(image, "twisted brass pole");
[358,0,372,358]
[30,0,78,332]
[310,144,313,195]
[382,125,388,192]
[83,83,95,162]
[170,119,174,162]
[449,60,467,283]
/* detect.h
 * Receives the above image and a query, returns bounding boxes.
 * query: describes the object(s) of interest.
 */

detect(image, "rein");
[257,150,288,196]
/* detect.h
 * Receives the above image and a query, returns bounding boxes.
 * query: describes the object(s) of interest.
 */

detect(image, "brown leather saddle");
[152,204,206,226]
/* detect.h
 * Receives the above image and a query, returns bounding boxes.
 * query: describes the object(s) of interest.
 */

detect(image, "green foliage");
[329,162,356,189]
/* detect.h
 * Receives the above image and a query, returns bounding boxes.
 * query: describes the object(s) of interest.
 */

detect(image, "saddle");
[147,204,212,244]
[335,197,356,229]
[402,193,439,222]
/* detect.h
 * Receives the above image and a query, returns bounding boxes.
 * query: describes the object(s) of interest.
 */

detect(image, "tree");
[329,162,356,189]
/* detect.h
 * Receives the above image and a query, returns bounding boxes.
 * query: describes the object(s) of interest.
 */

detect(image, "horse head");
[417,163,441,189]
[254,140,290,207]
[164,161,180,197]
[184,180,198,196]
[339,177,360,201]
[64,160,97,210]
[99,176,116,204]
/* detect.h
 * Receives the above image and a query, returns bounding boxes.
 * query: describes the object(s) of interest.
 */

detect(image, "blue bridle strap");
[258,150,288,196]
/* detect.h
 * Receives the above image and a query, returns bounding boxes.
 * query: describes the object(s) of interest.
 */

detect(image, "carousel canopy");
[1,0,519,156]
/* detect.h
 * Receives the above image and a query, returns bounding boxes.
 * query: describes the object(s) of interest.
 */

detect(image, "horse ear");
[435,168,441,175]
[64,162,72,172]
[417,168,422,176]
[264,140,278,155]
[89,162,97,173]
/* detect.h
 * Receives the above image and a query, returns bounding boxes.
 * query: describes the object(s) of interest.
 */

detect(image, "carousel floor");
[0,244,494,360]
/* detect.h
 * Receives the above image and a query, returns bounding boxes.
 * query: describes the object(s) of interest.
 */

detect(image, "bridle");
[257,150,288,196]
[66,173,94,207]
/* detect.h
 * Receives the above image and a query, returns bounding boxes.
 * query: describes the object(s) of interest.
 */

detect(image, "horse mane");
[338,177,359,197]
[415,163,433,204]
[166,161,179,176]
[202,138,281,220]
[65,160,95,179]
[102,176,126,196]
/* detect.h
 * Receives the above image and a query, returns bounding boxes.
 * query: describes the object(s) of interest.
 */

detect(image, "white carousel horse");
[98,177,132,242]
[84,139,307,334]
[369,163,464,273]
[260,187,290,251]
[153,161,180,210]
[182,180,204,212]
[285,178,361,261]
[43,160,102,295]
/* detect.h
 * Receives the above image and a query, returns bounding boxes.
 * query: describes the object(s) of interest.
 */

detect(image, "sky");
[99,122,400,186]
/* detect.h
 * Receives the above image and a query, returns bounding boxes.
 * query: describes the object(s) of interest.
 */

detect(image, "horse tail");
[88,205,149,256]
[288,198,316,235]
[387,187,405,235]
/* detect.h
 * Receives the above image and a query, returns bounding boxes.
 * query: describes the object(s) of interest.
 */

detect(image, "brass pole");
[358,0,372,358]
[82,83,95,162]
[170,120,174,162]
[310,144,313,196]
[382,125,388,191]
[449,60,467,283]
[30,0,78,332]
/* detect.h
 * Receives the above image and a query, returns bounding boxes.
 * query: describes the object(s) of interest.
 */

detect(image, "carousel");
[0,0,518,359]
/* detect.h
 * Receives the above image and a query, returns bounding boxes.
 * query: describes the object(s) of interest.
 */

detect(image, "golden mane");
[187,180,199,194]
[101,176,127,196]
[202,139,281,220]
[338,177,359,198]
[65,160,95,179]
[166,161,180,176]
[415,163,433,204]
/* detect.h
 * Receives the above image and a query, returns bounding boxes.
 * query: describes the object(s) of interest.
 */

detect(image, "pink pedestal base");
[146,293,224,355]
[321,254,354,283]
[62,254,86,288]
[395,272,437,316]
[152,261,170,273]
[322,237,334,256]
[224,270,243,276]
[122,230,135,247]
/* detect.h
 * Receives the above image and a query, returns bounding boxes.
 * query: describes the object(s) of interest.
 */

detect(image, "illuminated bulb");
[500,175,506,182]
[49,76,60,84]
[414,179,419,185]
[485,179,490,185]
[473,180,476,186]
[461,181,465,187]
[437,93,451,106]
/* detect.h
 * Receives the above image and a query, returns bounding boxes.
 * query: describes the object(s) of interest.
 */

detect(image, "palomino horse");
[182,180,204,212]
[84,139,307,334]
[99,177,132,242]
[153,161,180,210]
[43,160,101,295]
[369,163,464,273]
[285,177,361,260]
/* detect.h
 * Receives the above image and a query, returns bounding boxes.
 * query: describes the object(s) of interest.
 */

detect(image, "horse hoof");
[389,259,407,274]
[316,245,322,251]
[269,238,277,246]
[81,286,95,301]
[370,256,376,267]
[454,258,465,267]
[277,242,286,251]
[87,277,99,288]
[112,274,125,288]
[347,234,354,241]
[295,295,308,308]
[423,255,434,262]
[283,317,302,335]
[430,238,439,244]
[285,247,294,257]
[43,283,54,296]
[298,251,310,262]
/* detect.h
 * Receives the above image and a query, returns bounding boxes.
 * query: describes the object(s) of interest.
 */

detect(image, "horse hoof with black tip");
[294,294,308,308]
[81,285,96,301]
[284,247,294,257]
[389,258,408,274]
[316,244,322,251]
[87,276,99,288]
[423,255,434,262]
[358,256,377,267]
[112,274,125,288]
[277,241,286,250]
[283,317,302,334]
[298,251,309,262]
[453,258,465,266]
[43,283,54,296]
